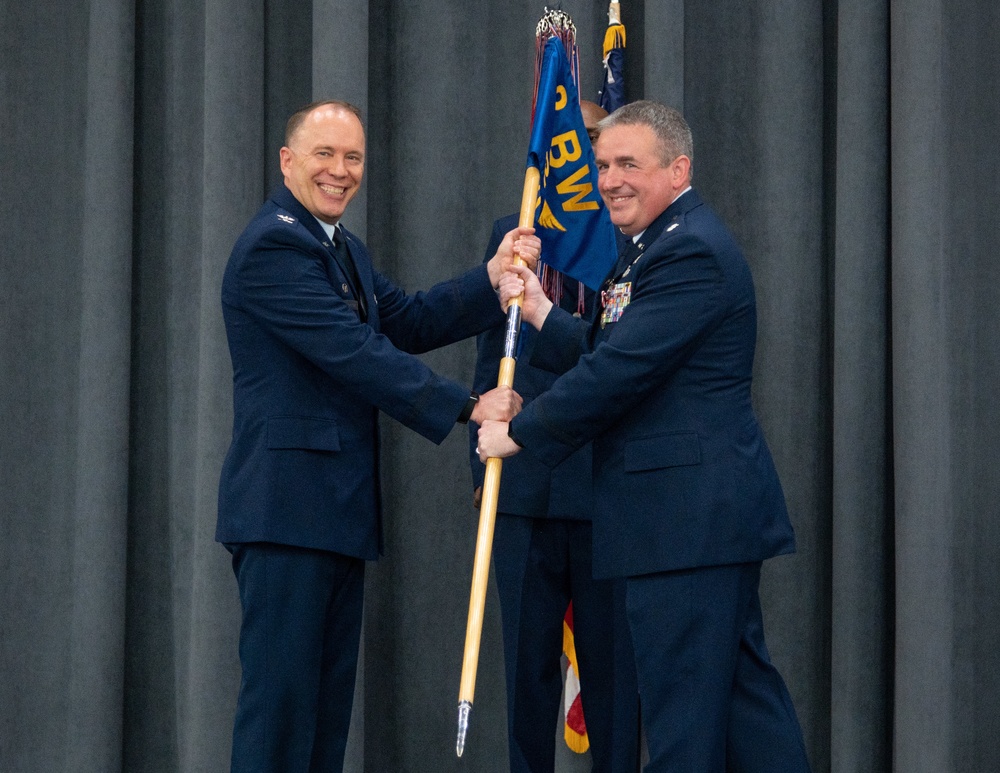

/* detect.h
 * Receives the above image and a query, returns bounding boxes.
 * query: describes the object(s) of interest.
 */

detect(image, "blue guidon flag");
[527,37,617,291]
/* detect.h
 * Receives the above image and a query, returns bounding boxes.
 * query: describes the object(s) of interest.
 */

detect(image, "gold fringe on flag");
[603,24,626,58]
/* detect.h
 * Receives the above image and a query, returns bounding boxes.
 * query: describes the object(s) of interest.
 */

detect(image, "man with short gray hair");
[478,100,812,772]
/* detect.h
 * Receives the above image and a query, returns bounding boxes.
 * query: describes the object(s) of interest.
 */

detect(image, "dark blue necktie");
[332,228,367,320]
[609,235,641,284]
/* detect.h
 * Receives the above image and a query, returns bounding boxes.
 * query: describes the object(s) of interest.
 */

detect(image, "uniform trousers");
[493,513,639,773]
[623,562,811,772]
[228,542,365,773]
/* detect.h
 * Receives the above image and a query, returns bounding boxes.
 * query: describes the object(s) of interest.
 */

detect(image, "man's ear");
[672,155,692,187]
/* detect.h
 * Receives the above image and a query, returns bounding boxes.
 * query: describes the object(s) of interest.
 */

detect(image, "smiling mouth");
[319,183,347,196]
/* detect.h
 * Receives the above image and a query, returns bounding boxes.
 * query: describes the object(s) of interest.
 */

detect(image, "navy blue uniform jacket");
[218,185,504,559]
[511,190,796,579]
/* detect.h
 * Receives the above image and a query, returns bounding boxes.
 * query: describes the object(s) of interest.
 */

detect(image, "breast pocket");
[267,416,340,452]
[624,431,702,472]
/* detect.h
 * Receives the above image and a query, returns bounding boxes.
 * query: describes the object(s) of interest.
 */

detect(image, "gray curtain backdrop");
[2,0,998,771]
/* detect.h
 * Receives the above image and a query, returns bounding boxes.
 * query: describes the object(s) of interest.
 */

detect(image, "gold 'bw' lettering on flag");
[536,106,602,232]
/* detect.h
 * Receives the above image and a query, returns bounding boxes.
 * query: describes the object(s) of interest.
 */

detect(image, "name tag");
[600,281,632,328]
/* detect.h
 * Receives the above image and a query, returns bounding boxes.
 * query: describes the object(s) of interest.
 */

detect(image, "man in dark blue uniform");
[478,101,812,772]
[470,101,639,773]
[218,100,539,773]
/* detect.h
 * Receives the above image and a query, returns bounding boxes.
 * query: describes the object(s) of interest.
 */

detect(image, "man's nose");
[599,166,621,190]
[327,154,347,177]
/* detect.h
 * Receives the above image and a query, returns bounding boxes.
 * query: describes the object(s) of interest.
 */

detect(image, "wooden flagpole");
[456,8,580,756]
[456,166,540,757]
